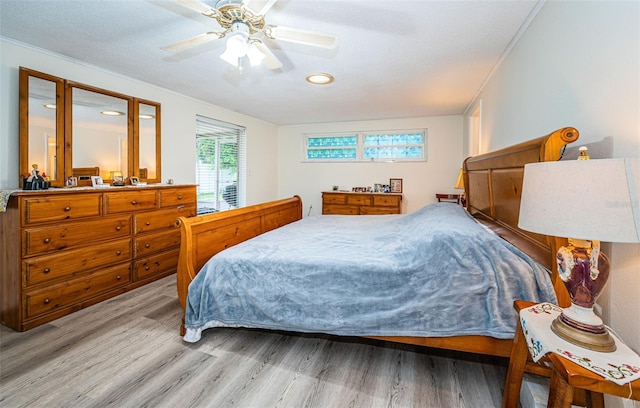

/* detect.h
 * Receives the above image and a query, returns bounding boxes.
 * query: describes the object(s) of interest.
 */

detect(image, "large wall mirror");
[19,67,161,187]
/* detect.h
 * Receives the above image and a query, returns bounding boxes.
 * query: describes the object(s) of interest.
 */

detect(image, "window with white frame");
[303,130,427,162]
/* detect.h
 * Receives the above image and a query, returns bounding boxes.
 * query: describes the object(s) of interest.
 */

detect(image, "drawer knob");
[43,298,51,305]
[116,250,122,256]
[131,200,137,205]
[145,265,150,271]
[115,226,121,231]
[177,195,182,200]
[145,243,151,248]
[43,238,51,244]
[145,221,151,226]
[64,206,71,212]
[116,275,122,280]
[43,268,51,274]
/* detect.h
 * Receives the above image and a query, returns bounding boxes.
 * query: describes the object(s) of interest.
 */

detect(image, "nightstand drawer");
[25,263,131,319]
[22,194,101,225]
[24,238,132,286]
[23,216,131,256]
[104,190,157,214]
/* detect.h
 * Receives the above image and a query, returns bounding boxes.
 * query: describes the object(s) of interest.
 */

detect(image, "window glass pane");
[196,115,245,214]
[305,130,426,162]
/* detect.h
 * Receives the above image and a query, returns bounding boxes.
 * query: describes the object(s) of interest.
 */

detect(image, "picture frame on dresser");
[390,178,402,193]
[91,176,104,187]
[130,176,139,185]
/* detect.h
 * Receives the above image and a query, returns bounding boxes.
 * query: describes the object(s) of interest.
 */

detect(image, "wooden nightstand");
[502,300,640,408]
[435,193,460,204]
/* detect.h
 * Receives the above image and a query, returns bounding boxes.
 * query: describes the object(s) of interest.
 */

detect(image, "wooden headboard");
[463,127,579,307]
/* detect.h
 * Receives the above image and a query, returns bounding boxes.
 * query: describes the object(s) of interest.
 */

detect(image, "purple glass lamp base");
[553,240,616,352]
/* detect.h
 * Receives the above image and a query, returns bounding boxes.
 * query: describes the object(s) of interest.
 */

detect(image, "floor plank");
[0,275,510,408]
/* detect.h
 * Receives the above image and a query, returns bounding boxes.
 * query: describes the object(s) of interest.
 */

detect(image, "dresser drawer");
[322,193,346,205]
[24,238,132,286]
[23,216,131,256]
[134,248,179,280]
[25,263,131,319]
[346,195,371,206]
[134,204,196,234]
[323,205,359,215]
[360,206,399,215]
[104,190,157,214]
[135,229,180,257]
[372,195,401,207]
[22,194,101,225]
[160,188,196,208]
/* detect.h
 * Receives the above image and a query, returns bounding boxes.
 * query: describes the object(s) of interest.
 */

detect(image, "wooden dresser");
[322,191,402,215]
[0,184,196,331]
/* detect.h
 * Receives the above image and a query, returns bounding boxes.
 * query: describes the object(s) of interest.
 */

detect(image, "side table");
[502,300,640,408]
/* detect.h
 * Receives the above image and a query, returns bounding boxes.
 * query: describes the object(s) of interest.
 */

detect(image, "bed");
[176,127,578,357]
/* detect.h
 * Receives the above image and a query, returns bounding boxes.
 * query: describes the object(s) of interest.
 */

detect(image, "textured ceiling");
[0,0,540,126]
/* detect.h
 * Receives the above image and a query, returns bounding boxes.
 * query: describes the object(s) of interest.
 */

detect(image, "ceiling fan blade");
[268,25,338,49]
[252,41,283,69]
[178,0,215,16]
[243,0,278,15]
[161,32,222,52]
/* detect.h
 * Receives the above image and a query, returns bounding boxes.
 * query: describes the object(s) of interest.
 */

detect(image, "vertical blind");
[195,115,246,214]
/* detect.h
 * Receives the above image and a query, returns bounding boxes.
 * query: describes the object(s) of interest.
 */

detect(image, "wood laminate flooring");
[0,275,510,408]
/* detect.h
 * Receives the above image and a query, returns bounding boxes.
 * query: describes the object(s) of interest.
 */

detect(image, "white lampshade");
[519,158,640,243]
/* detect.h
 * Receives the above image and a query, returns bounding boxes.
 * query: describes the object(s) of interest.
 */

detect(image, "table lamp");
[454,168,466,207]
[518,154,639,352]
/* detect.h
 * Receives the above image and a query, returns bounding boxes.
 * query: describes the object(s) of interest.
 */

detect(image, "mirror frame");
[65,80,134,186]
[19,68,65,187]
[19,67,161,188]
[134,98,161,184]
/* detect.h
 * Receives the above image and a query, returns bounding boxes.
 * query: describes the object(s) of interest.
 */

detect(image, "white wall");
[277,115,463,216]
[465,2,639,406]
[0,39,279,206]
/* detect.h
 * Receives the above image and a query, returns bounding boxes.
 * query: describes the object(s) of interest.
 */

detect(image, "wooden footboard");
[176,195,303,315]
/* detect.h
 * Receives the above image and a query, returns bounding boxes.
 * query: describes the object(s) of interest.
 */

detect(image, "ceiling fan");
[162,0,338,70]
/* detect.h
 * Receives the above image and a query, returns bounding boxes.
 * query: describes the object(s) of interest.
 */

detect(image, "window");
[304,129,426,162]
[195,115,246,215]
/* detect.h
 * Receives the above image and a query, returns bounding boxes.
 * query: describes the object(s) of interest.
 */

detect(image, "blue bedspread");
[184,203,557,343]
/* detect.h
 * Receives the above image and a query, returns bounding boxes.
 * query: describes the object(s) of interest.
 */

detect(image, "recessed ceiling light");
[100,110,124,116]
[43,103,56,109]
[139,114,155,120]
[306,73,334,85]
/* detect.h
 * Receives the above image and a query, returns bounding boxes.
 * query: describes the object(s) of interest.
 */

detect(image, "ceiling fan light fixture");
[220,22,250,67]
[306,73,334,85]
[43,103,56,109]
[247,42,266,66]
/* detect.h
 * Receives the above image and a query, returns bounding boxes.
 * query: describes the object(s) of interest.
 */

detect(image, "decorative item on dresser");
[0,184,197,331]
[322,191,402,215]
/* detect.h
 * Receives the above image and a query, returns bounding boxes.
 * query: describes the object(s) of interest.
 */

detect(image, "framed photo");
[91,176,104,187]
[130,176,139,185]
[390,178,403,193]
